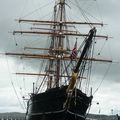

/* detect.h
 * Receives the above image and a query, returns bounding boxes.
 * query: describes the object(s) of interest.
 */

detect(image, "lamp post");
[96,102,101,120]
[111,109,114,120]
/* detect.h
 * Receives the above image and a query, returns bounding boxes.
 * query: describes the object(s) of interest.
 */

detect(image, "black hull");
[26,86,92,120]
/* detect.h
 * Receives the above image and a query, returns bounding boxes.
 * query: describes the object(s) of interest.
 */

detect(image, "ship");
[6,0,112,120]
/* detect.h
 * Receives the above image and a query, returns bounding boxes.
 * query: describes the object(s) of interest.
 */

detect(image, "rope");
[95,0,103,23]
[13,35,18,46]
[20,0,55,18]
[93,62,112,95]
[36,74,47,94]
[97,40,107,56]
[6,56,26,111]
[70,0,101,24]
[85,32,96,94]
[35,60,45,92]
[20,0,29,18]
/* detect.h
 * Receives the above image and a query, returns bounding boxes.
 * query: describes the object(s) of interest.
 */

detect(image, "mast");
[47,1,57,89]
[4,0,112,93]
[47,0,66,88]
[55,0,65,87]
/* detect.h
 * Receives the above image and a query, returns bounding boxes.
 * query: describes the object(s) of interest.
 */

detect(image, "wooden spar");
[33,23,54,26]
[13,30,108,39]
[25,56,112,63]
[24,47,71,52]
[33,23,75,28]
[15,72,86,79]
[32,23,75,28]
[5,52,112,63]
[31,27,78,33]
[24,47,51,51]
[65,32,108,39]
[18,19,104,26]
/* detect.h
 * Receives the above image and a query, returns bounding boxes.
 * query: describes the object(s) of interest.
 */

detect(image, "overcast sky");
[0,0,120,115]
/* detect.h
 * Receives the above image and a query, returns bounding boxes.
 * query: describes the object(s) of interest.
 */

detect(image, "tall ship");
[6,0,112,120]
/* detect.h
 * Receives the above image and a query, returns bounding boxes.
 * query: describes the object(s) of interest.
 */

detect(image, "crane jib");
[67,27,96,93]
[74,27,96,73]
